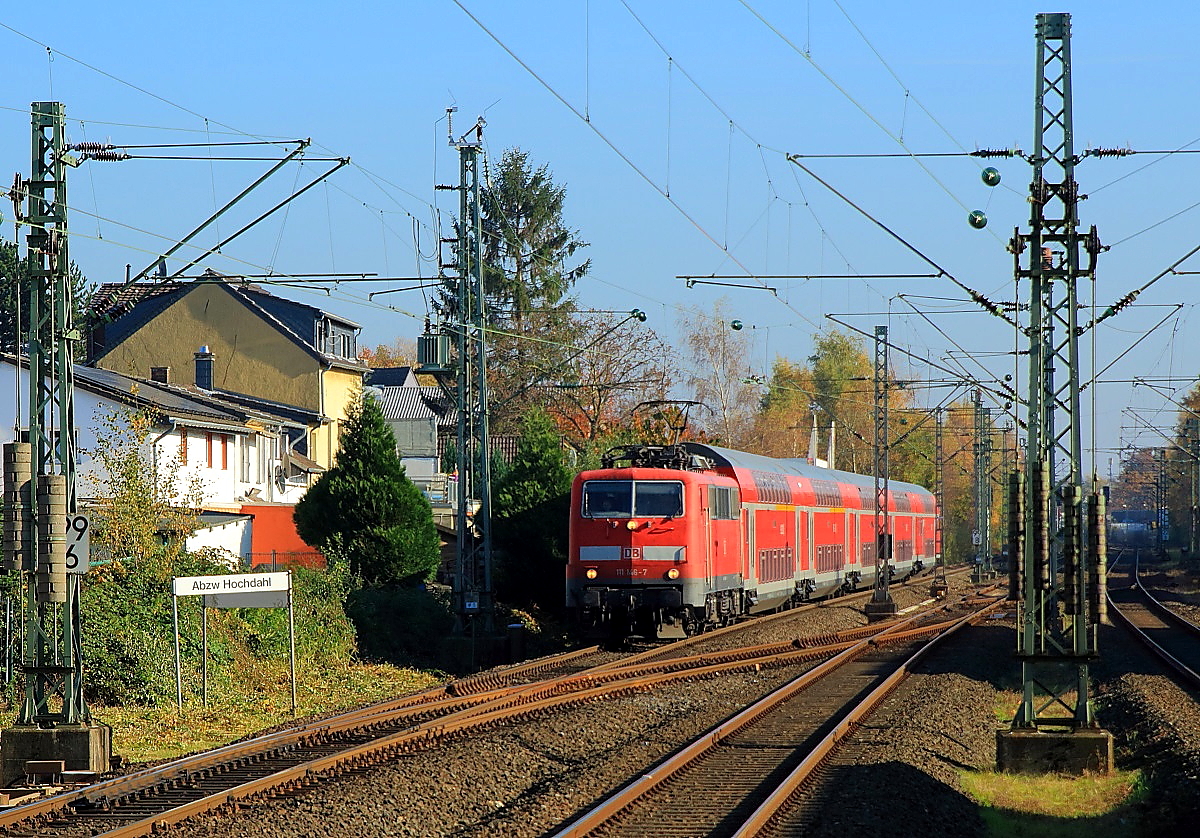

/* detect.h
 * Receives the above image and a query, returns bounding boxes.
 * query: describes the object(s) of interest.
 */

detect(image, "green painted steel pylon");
[449,119,495,638]
[15,102,87,725]
[972,389,994,581]
[1008,14,1101,732]
[867,325,896,619]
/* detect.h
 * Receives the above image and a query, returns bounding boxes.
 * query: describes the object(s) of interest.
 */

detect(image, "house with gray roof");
[86,270,367,473]
[2,354,322,567]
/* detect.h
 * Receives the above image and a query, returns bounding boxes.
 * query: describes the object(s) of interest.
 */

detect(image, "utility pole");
[930,408,949,597]
[999,423,1013,570]
[1154,449,1167,561]
[1188,418,1199,558]
[998,13,1112,774]
[1,102,110,783]
[422,111,496,655]
[866,325,897,620]
[972,389,995,582]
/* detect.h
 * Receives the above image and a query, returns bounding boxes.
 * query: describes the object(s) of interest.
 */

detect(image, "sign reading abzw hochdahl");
[171,571,297,713]
[173,572,290,609]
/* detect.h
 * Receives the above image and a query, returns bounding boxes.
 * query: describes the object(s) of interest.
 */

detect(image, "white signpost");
[171,572,296,714]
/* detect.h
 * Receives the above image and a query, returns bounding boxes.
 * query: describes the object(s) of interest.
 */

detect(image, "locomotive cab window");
[635,482,684,518]
[583,481,633,517]
[582,480,683,518]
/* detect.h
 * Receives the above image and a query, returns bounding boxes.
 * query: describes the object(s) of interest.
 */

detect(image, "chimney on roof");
[150,366,171,384]
[194,346,214,390]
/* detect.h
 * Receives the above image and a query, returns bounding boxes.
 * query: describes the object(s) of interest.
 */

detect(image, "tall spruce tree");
[294,394,439,585]
[439,148,592,432]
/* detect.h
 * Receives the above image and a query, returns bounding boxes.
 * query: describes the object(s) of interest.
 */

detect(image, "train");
[566,442,939,639]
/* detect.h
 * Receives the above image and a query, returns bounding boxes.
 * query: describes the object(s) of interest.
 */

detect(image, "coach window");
[708,486,740,520]
[583,480,633,517]
[634,482,684,518]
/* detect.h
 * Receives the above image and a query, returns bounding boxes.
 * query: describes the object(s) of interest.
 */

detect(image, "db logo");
[622,547,642,559]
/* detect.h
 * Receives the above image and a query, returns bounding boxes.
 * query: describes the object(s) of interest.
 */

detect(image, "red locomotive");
[566,443,938,639]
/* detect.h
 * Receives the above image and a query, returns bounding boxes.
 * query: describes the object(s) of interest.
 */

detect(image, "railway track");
[0,572,980,838]
[550,593,1003,837]
[1108,552,1200,690]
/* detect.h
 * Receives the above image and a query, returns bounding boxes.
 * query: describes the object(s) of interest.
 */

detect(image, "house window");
[241,435,253,482]
[204,433,229,470]
[179,428,188,463]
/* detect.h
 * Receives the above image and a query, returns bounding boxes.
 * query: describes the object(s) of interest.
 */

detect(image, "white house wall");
[1,361,294,508]
[186,517,252,568]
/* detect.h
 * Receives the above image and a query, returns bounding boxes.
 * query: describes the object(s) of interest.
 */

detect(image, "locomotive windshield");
[582,480,684,518]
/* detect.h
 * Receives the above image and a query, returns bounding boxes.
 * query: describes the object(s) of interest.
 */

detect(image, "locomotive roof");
[683,442,933,498]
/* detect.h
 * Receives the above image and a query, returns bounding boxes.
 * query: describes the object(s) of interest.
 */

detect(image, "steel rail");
[591,562,968,674]
[548,596,1001,837]
[1107,559,1200,689]
[76,623,954,837]
[0,644,606,831]
[1,570,977,835]
[0,593,981,837]
[730,600,1002,836]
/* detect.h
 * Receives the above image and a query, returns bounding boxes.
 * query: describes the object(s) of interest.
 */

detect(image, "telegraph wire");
[738,0,1005,229]
[789,157,1017,328]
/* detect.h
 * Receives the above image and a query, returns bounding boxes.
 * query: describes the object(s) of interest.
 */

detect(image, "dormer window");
[316,316,357,359]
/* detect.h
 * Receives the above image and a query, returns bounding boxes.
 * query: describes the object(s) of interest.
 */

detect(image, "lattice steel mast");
[972,389,994,582]
[867,325,896,619]
[1009,12,1100,733]
[2,103,109,784]
[426,115,495,638]
[12,102,86,725]
[930,408,948,597]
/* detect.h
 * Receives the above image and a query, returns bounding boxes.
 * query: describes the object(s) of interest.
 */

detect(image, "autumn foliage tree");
[677,299,758,447]
[541,311,674,448]
[87,406,204,573]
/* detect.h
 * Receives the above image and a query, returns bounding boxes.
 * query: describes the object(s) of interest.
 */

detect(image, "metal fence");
[244,551,326,571]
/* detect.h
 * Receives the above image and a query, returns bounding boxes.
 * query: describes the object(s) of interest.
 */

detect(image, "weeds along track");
[551,594,1003,838]
[1108,552,1200,690]
[0,567,977,838]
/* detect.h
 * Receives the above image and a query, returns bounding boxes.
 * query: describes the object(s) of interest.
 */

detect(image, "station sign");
[173,571,290,608]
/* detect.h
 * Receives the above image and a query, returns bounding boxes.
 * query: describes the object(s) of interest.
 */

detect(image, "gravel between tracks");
[159,571,1200,837]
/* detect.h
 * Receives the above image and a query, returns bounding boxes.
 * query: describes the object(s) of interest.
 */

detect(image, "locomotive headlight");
[585,568,598,580]
[667,567,680,580]
[626,520,639,530]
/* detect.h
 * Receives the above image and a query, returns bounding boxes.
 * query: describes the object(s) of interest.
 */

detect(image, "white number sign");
[66,513,90,575]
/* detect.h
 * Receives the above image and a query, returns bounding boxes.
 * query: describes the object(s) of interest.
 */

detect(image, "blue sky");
[1,2,1198,474]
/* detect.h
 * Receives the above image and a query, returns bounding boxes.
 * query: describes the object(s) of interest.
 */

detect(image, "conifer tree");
[294,394,439,585]
[493,408,575,609]
[1,236,93,356]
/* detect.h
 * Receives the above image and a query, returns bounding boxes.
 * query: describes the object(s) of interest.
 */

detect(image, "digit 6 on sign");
[64,514,90,574]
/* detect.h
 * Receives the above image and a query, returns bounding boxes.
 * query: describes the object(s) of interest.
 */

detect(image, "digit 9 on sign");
[64,514,90,574]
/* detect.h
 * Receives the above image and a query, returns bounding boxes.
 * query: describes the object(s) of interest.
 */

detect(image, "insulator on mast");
[1088,491,1108,626]
[1033,461,1050,591]
[1007,470,1025,601]
[1061,485,1080,615]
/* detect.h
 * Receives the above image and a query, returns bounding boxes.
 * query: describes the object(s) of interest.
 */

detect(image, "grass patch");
[89,662,443,764]
[960,768,1144,837]
[993,690,1022,722]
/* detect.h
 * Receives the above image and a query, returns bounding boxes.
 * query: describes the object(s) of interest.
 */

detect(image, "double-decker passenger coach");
[566,442,938,639]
